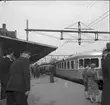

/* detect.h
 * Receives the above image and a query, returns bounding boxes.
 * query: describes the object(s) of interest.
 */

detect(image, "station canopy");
[0,35,57,63]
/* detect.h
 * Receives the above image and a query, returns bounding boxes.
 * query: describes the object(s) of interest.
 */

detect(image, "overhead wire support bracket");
[25,29,110,34]
[95,33,98,41]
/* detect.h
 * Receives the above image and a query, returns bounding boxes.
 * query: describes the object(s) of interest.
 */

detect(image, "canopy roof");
[0,35,57,62]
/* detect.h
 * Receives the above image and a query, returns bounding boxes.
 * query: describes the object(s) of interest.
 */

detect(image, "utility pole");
[26,19,29,41]
[78,21,81,45]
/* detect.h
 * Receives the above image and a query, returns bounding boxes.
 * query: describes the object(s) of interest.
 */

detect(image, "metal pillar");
[95,33,98,41]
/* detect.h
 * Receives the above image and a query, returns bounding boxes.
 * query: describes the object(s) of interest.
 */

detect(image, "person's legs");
[84,82,89,99]
[15,91,28,105]
[1,83,6,100]
[7,91,15,105]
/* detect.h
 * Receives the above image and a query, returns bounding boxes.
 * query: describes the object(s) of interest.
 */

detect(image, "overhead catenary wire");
[79,0,97,18]
[64,0,96,29]
[80,22,94,30]
[88,13,109,27]
[88,10,110,27]
[34,31,60,40]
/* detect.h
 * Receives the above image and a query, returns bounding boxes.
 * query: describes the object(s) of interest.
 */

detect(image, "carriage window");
[79,59,84,68]
[84,59,90,67]
[91,58,99,67]
[64,62,66,69]
[60,63,61,69]
[58,64,60,68]
[71,61,74,69]
[67,61,70,69]
[62,63,63,69]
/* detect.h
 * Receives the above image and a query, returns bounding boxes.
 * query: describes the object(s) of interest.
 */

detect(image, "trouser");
[50,73,54,83]
[1,82,7,100]
[6,91,28,105]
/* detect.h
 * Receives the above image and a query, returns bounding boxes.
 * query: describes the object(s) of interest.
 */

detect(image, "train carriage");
[55,50,103,89]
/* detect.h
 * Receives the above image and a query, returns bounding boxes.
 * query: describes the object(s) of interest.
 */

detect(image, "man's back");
[0,57,12,84]
[7,57,30,92]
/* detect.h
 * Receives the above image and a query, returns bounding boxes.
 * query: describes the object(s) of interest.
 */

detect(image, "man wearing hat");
[101,43,110,105]
[6,51,31,105]
[0,48,14,102]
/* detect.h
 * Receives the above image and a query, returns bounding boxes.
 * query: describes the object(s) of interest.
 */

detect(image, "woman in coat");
[82,65,89,99]
[86,63,99,104]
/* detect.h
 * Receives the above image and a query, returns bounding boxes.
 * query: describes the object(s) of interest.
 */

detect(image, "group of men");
[0,48,31,105]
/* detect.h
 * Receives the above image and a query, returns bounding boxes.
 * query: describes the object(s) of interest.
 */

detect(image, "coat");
[0,57,13,99]
[6,57,30,92]
[101,54,110,105]
[0,57,12,86]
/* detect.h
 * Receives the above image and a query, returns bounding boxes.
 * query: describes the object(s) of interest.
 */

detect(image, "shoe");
[95,101,101,105]
[86,97,90,100]
[90,99,94,103]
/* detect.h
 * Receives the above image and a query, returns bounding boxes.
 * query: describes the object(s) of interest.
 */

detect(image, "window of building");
[79,59,84,68]
[91,58,99,67]
[71,61,74,69]
[67,61,70,69]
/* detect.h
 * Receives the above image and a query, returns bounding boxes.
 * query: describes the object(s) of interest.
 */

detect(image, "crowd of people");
[0,48,55,105]
[83,42,110,105]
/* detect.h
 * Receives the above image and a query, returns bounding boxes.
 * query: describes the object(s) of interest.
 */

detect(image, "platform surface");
[28,75,102,105]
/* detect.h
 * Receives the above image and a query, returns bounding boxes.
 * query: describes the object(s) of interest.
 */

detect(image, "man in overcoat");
[6,51,31,105]
[49,64,55,83]
[0,48,14,100]
[101,43,110,105]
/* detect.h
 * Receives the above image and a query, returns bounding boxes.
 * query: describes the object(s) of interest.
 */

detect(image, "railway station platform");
[28,75,102,105]
[0,75,102,105]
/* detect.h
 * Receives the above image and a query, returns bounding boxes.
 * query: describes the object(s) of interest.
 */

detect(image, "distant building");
[0,23,17,38]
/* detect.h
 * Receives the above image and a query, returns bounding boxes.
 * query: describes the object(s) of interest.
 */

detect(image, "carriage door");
[74,59,78,78]
[79,59,84,79]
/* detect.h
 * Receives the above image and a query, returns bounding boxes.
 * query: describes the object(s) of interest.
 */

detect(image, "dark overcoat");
[0,57,12,99]
[6,57,30,92]
[101,54,110,105]
[0,57,12,85]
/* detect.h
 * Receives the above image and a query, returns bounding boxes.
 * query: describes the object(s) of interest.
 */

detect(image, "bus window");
[79,59,84,68]
[71,61,74,69]
[64,62,66,69]
[84,59,90,67]
[67,61,70,69]
[91,58,99,67]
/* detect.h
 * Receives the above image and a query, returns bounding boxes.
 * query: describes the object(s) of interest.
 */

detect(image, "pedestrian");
[36,65,40,78]
[0,48,14,101]
[6,51,31,105]
[49,64,55,83]
[86,63,99,104]
[101,43,110,105]
[82,65,89,99]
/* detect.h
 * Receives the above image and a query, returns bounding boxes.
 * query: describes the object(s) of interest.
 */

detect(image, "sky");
[0,0,110,63]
